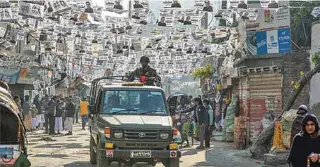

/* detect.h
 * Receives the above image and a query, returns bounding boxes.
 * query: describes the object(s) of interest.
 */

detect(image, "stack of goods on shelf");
[233,116,249,149]
[280,109,296,149]
[223,95,237,142]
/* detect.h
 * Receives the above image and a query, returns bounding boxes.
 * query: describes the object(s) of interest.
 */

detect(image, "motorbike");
[0,87,31,167]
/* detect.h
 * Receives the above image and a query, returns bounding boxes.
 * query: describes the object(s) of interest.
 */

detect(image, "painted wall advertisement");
[246,27,291,56]
[0,67,20,84]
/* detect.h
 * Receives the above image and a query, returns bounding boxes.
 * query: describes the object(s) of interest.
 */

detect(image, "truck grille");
[124,130,159,140]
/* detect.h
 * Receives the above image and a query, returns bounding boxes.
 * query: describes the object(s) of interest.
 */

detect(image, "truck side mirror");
[89,105,97,114]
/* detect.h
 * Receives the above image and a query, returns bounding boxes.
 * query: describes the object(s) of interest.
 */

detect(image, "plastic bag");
[175,131,182,144]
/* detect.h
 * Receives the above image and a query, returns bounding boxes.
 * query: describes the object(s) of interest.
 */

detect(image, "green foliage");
[311,51,320,64]
[290,1,320,49]
[191,64,214,79]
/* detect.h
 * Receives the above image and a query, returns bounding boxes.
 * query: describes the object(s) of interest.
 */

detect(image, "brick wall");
[282,52,311,109]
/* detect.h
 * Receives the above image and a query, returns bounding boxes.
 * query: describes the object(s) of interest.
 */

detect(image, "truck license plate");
[130,150,151,158]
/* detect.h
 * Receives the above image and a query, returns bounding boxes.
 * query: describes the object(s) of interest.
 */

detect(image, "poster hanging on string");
[105,0,128,14]
[194,0,205,10]
[48,0,71,14]
[229,0,240,8]
[163,0,181,8]
[0,0,13,22]
[158,9,174,27]
[260,0,270,8]
[182,9,199,26]
[131,0,149,25]
[131,9,148,25]
[19,0,45,20]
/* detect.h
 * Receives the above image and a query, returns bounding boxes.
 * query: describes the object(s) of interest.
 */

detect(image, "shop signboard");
[0,67,20,84]
[246,27,291,56]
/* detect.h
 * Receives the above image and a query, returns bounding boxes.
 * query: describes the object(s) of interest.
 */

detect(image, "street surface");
[27,124,265,167]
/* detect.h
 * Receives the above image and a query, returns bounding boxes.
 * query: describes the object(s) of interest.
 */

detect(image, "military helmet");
[140,56,150,63]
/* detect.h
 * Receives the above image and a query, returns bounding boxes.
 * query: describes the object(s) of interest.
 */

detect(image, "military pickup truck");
[88,76,181,167]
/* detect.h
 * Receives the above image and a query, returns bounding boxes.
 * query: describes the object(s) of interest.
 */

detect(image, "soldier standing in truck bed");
[127,56,161,86]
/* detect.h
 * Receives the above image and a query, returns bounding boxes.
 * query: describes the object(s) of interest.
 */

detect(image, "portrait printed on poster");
[163,0,181,8]
[158,9,174,27]
[132,9,148,25]
[105,0,127,14]
[131,0,148,25]
[50,0,71,14]
[19,1,45,20]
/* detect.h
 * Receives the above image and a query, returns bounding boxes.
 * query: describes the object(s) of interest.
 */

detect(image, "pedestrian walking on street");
[55,98,64,134]
[203,99,214,148]
[80,97,89,130]
[48,96,58,135]
[193,97,208,149]
[31,104,38,130]
[22,95,32,131]
[60,97,66,130]
[72,94,81,123]
[65,97,76,135]
[42,95,51,133]
[33,95,44,129]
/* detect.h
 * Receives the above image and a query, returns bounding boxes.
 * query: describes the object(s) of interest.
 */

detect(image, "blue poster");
[256,31,268,55]
[278,28,291,53]
[249,27,291,56]
[0,67,20,84]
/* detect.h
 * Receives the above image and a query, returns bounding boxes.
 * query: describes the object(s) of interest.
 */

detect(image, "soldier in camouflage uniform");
[290,104,308,147]
[128,56,161,86]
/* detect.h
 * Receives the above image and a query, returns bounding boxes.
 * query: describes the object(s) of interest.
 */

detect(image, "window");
[102,90,167,115]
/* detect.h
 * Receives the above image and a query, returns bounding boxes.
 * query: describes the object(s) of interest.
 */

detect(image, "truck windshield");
[102,90,168,115]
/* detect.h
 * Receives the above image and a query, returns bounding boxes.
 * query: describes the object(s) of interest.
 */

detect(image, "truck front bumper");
[103,149,181,159]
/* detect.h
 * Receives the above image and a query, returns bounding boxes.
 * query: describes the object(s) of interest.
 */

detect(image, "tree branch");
[250,63,320,158]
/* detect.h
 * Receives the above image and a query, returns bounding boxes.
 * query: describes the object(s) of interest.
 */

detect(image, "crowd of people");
[173,95,215,149]
[13,93,89,135]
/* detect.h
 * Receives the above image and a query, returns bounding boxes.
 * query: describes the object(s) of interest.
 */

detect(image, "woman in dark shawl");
[288,114,320,167]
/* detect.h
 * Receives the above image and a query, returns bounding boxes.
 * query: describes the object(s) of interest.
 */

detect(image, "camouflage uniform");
[290,114,305,147]
[128,66,161,86]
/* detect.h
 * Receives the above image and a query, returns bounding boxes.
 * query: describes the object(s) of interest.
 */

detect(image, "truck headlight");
[160,133,169,139]
[114,132,123,138]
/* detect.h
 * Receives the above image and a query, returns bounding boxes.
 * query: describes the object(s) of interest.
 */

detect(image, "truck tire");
[97,140,110,167]
[90,137,97,164]
[163,159,180,167]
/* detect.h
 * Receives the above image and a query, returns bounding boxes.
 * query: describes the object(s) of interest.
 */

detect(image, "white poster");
[260,0,270,8]
[266,29,278,54]
[194,0,205,9]
[158,9,174,27]
[0,0,13,22]
[49,0,71,14]
[229,0,240,8]
[19,0,45,20]
[163,0,173,8]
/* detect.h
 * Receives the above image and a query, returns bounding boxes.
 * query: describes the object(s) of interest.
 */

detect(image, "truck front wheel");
[97,141,110,167]
[89,137,97,164]
[163,158,180,167]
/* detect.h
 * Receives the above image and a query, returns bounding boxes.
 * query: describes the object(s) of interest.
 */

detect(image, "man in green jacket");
[127,56,161,86]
